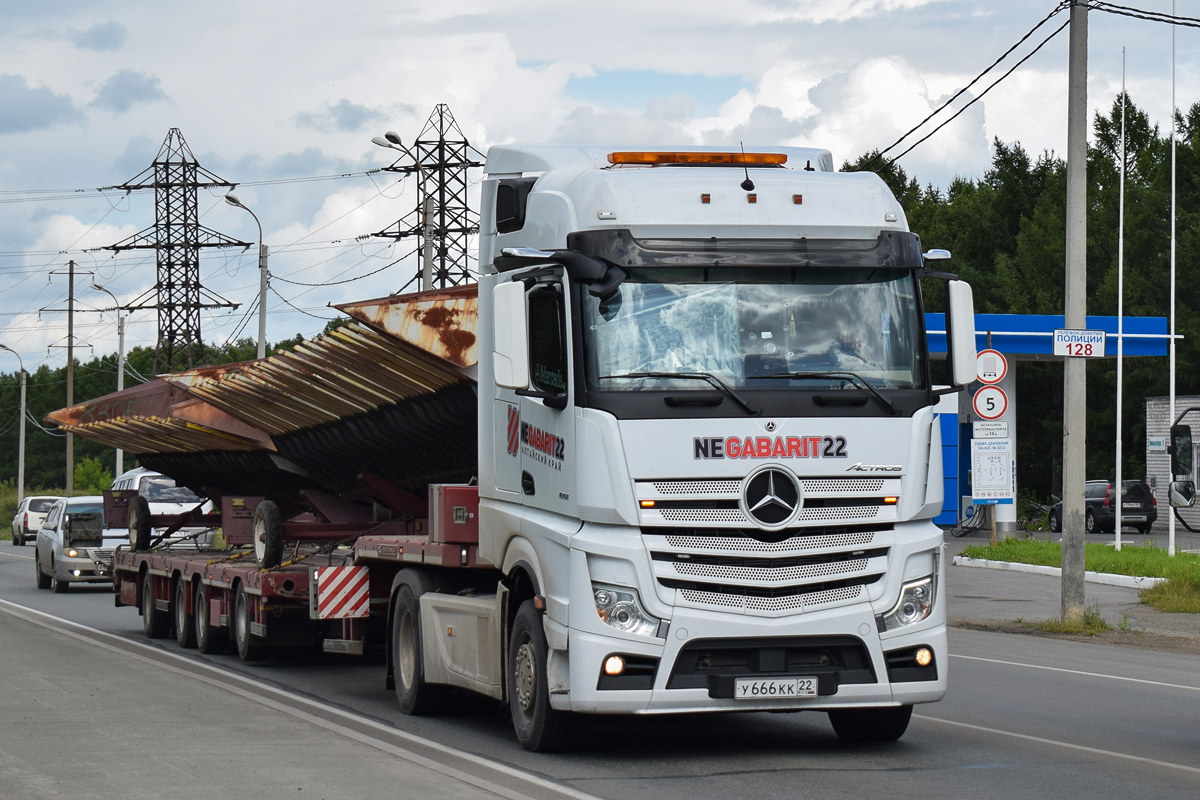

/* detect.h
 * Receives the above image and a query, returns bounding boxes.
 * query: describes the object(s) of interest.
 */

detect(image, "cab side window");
[527,283,567,399]
[43,505,62,530]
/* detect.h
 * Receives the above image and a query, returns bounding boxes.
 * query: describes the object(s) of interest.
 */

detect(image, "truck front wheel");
[508,600,583,752]
[828,705,913,743]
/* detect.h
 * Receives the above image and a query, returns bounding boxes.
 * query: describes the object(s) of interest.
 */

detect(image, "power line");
[861,2,1070,171]
[886,17,1070,166]
[0,169,386,203]
[269,285,337,321]
[270,246,419,287]
[1090,1,1200,29]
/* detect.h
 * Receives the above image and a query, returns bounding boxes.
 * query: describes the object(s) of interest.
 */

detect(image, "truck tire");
[195,581,227,655]
[174,577,197,649]
[142,571,170,639]
[392,584,449,715]
[34,553,51,589]
[253,500,283,569]
[129,495,152,551]
[828,705,913,743]
[233,584,265,661]
[508,600,584,752]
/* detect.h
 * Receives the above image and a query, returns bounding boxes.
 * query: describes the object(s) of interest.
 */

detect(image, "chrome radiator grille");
[636,477,901,529]
[644,525,892,617]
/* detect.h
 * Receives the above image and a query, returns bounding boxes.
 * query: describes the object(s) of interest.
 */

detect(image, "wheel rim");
[253,515,266,564]
[175,582,187,633]
[1086,513,1095,532]
[195,585,208,639]
[399,609,417,690]
[143,576,153,618]
[235,592,248,646]
[514,636,537,718]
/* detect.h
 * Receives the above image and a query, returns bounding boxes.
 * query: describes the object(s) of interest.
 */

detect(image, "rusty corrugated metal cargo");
[337,284,478,368]
[45,379,274,455]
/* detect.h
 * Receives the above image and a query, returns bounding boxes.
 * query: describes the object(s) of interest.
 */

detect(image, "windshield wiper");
[601,371,758,415]
[748,371,897,415]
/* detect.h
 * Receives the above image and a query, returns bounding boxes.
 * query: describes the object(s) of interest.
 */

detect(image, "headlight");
[66,548,78,558]
[882,574,936,631]
[592,583,662,638]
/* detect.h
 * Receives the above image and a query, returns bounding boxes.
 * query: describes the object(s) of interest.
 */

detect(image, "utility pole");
[1061,0,1088,624]
[0,344,25,504]
[373,105,483,292]
[66,259,75,493]
[106,129,244,373]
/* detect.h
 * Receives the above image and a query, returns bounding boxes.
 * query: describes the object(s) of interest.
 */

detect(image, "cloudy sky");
[0,0,1192,377]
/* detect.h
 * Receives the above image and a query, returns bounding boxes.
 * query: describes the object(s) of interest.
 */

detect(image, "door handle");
[521,471,536,496]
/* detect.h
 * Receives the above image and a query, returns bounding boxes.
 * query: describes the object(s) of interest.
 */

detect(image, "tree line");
[847,92,1200,500]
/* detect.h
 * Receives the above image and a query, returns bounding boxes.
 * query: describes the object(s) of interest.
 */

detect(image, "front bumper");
[558,605,945,714]
[53,553,113,583]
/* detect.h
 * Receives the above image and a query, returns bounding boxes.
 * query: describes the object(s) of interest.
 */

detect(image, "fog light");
[915,647,932,667]
[604,655,625,676]
[72,570,81,577]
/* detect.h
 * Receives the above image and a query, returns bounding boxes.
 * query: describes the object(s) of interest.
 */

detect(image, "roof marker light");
[747,194,757,204]
[793,194,803,205]
[701,193,711,204]
[608,151,788,165]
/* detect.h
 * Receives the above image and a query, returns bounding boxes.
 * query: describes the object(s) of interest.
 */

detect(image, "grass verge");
[1024,605,1113,636]
[960,537,1200,613]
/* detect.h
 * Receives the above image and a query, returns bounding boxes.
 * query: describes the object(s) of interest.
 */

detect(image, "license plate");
[1123,515,1146,522]
[734,676,817,699]
[1122,502,1141,509]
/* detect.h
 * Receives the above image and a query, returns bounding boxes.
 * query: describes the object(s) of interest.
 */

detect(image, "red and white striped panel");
[314,566,370,619]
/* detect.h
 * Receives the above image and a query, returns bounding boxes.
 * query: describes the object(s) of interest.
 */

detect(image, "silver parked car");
[10,495,63,546]
[34,496,126,592]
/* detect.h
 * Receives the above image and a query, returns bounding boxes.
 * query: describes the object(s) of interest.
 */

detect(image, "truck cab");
[472,146,977,748]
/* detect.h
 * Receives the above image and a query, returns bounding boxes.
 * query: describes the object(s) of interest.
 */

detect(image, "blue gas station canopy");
[925,314,1169,359]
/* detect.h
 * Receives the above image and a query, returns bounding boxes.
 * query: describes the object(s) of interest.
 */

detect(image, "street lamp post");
[92,283,125,476]
[0,344,26,505]
[224,193,269,359]
[371,132,433,291]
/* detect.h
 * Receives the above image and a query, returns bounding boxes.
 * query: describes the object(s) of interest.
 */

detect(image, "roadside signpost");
[972,385,1008,420]
[1053,328,1106,358]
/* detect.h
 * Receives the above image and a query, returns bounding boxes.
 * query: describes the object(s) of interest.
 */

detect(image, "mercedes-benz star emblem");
[741,467,802,528]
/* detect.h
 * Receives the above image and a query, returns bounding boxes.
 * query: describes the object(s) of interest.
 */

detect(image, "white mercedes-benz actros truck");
[427,144,979,750]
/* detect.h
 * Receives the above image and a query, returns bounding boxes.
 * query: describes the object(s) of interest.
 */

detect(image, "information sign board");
[971,438,1015,504]
[1053,329,1106,357]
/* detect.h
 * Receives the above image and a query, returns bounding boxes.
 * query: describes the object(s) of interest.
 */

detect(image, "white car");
[34,496,126,592]
[11,495,62,546]
[112,467,215,549]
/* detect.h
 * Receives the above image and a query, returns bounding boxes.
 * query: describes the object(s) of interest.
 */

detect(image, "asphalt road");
[3,540,1199,800]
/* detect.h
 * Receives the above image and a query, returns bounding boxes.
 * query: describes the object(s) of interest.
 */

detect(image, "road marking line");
[0,598,600,800]
[0,549,34,560]
[915,714,1200,776]
[950,652,1200,693]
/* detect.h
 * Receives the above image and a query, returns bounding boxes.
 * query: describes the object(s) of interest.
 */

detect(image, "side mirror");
[492,281,529,390]
[1170,480,1196,508]
[1171,424,1192,476]
[946,279,977,386]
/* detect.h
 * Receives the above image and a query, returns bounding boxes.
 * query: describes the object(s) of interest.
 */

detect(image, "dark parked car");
[1048,480,1157,534]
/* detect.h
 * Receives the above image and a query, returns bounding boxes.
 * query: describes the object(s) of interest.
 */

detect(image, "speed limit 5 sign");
[973,385,1008,420]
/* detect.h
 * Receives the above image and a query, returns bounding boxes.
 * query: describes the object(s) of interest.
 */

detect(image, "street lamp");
[224,192,269,359]
[0,343,26,505]
[92,282,125,477]
[371,132,433,290]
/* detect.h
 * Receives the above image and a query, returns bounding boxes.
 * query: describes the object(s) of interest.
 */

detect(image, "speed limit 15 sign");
[973,385,1008,420]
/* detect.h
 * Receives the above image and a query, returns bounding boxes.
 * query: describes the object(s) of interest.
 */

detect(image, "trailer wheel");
[174,577,197,648]
[392,584,448,715]
[508,600,583,752]
[34,553,51,589]
[195,581,226,655]
[233,584,265,661]
[253,500,283,569]
[142,571,170,639]
[129,495,152,552]
[828,705,913,743]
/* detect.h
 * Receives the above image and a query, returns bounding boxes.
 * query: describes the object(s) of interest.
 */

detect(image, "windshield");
[583,267,924,390]
[140,476,201,503]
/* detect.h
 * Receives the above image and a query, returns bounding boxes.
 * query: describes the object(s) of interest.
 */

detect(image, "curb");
[951,556,1166,589]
